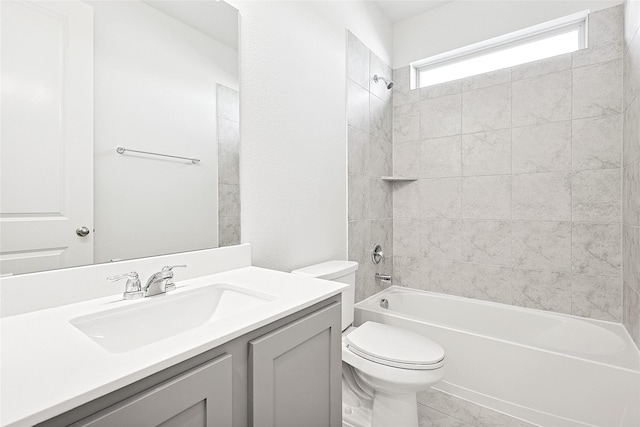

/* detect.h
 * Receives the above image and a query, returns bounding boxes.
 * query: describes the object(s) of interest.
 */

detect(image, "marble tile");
[572,59,623,119]
[370,52,392,102]
[218,119,240,185]
[419,219,462,260]
[571,274,622,321]
[393,218,420,256]
[371,218,393,273]
[393,66,419,107]
[462,130,511,176]
[512,70,571,127]
[461,220,511,266]
[572,168,621,222]
[419,79,462,100]
[348,126,369,176]
[460,263,513,305]
[623,224,640,293]
[218,118,240,154]
[572,223,622,277]
[418,389,537,427]
[370,218,393,253]
[218,216,240,247]
[572,5,623,68]
[369,178,392,219]
[511,53,572,81]
[370,93,392,143]
[347,31,370,90]
[623,285,640,348]
[572,114,622,170]
[420,177,462,219]
[418,405,470,427]
[218,184,240,218]
[420,258,463,295]
[461,68,511,91]
[623,160,640,226]
[512,172,571,221]
[348,175,370,221]
[347,79,370,133]
[420,136,462,178]
[512,269,572,314]
[461,175,511,220]
[512,121,571,173]
[216,85,239,122]
[461,83,511,133]
[369,138,392,177]
[419,94,462,139]
[348,220,370,261]
[624,95,640,166]
[393,103,420,143]
[394,141,419,177]
[512,221,572,271]
[393,181,420,218]
[393,256,422,288]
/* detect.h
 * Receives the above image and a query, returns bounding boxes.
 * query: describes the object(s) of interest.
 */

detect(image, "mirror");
[0,0,239,276]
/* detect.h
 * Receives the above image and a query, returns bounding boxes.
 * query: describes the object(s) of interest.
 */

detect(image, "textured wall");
[346,31,394,302]
[238,1,391,272]
[217,85,241,247]
[392,5,624,321]
[623,0,640,348]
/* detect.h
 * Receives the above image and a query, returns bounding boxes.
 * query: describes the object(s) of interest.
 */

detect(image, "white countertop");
[0,266,347,427]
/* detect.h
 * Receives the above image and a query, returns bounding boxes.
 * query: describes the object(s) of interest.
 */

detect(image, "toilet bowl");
[292,261,445,427]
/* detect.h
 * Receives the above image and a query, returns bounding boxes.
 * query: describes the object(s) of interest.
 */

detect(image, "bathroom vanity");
[0,245,345,427]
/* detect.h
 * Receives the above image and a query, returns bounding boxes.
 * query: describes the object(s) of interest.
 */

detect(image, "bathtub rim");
[356,286,640,373]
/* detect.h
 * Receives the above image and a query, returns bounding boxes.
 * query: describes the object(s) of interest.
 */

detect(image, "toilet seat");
[345,322,444,370]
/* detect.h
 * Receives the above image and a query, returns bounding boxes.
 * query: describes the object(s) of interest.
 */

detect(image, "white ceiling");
[143,1,238,49]
[375,1,452,23]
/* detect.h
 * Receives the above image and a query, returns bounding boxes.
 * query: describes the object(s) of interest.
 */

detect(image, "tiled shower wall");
[347,32,394,302]
[623,0,640,348]
[391,5,624,321]
[217,84,241,246]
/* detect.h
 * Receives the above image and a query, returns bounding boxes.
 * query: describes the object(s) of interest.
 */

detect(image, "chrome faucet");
[143,265,186,297]
[375,273,392,284]
[108,272,144,300]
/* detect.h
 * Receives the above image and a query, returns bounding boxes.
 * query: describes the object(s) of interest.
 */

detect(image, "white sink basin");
[70,284,275,353]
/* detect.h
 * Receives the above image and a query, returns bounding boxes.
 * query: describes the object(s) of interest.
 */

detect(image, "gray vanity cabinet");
[37,296,341,427]
[75,354,232,427]
[249,302,342,427]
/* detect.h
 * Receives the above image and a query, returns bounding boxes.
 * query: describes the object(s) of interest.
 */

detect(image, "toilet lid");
[345,322,444,369]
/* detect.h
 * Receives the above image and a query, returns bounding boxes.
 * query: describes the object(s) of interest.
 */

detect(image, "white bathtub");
[355,286,640,427]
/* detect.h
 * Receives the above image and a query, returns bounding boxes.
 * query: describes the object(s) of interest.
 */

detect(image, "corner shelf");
[381,176,418,182]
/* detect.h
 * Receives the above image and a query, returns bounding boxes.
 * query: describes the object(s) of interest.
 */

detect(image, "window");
[411,10,588,89]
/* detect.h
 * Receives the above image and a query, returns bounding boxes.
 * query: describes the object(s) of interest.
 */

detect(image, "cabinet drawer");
[75,353,232,427]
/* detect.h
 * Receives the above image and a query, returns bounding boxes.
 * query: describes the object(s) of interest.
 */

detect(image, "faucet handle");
[162,265,186,292]
[108,272,144,300]
[162,265,186,272]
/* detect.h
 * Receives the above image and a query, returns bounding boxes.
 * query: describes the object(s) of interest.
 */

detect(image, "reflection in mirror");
[0,0,239,276]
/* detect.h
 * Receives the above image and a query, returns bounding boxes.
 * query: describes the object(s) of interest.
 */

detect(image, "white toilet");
[292,261,445,427]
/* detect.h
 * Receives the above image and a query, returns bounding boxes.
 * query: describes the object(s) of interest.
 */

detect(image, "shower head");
[373,74,394,89]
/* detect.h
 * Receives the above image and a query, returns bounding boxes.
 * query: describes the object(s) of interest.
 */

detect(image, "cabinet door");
[77,354,232,427]
[249,302,341,427]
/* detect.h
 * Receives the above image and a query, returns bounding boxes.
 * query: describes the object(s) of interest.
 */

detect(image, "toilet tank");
[291,260,358,331]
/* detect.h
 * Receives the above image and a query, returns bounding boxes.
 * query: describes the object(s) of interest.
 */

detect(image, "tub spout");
[376,273,392,284]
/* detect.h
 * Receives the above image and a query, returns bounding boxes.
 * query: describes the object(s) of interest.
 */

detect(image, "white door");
[0,0,93,275]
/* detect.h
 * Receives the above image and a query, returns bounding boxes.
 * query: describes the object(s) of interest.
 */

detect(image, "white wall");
[393,0,623,68]
[92,1,238,263]
[238,1,392,272]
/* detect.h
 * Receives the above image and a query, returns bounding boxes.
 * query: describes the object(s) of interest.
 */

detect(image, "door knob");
[76,226,91,237]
